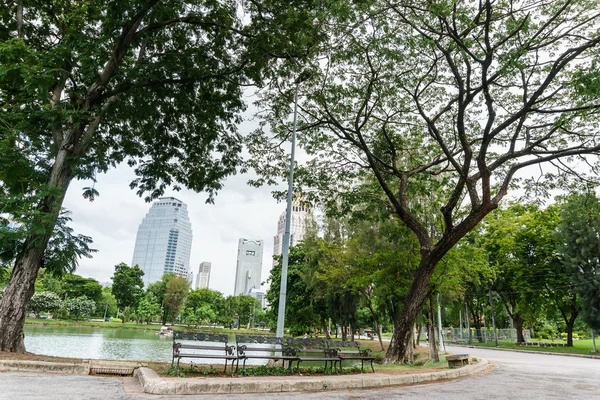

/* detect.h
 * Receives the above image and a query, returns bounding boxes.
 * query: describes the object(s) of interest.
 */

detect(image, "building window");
[246,250,256,256]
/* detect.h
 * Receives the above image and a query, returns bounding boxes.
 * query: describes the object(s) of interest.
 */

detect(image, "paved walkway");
[0,355,488,396]
[2,347,598,399]
[1,347,598,399]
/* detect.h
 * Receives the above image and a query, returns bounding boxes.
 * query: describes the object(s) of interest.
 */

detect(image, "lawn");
[463,339,598,355]
[24,318,269,335]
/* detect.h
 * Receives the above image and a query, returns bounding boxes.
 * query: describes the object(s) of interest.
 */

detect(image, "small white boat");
[157,325,173,336]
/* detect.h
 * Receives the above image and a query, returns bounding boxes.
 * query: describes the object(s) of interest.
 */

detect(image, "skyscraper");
[195,261,211,289]
[273,200,311,262]
[132,197,193,287]
[234,239,264,295]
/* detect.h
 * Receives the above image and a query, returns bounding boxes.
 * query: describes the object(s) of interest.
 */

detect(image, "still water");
[23,326,272,365]
[24,326,176,362]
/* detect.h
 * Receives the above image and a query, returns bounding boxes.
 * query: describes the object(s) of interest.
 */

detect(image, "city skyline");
[272,199,312,266]
[131,197,193,287]
[61,165,287,296]
[233,238,264,296]
[195,261,211,290]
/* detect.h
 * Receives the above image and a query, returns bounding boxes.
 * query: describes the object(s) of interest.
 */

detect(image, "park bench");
[328,340,375,372]
[446,354,470,368]
[285,338,340,373]
[235,335,298,373]
[172,331,241,375]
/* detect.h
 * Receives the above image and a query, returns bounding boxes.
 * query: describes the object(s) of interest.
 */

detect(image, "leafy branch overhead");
[0,0,327,353]
[248,0,600,363]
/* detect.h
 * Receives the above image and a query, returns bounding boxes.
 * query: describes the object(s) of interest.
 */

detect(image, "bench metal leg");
[242,358,248,375]
[370,359,374,373]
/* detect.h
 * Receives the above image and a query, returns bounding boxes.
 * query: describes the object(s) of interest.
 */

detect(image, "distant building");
[273,200,311,264]
[234,239,264,295]
[248,287,267,309]
[132,197,193,287]
[195,261,211,289]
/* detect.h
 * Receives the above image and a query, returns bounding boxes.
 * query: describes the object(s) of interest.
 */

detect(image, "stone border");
[0,360,90,375]
[450,344,600,360]
[135,358,489,395]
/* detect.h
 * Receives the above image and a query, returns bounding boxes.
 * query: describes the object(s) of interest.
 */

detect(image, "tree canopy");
[249,0,600,362]
[111,263,144,310]
[0,0,327,352]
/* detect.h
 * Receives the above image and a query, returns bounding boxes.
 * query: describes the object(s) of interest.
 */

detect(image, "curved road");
[1,346,598,399]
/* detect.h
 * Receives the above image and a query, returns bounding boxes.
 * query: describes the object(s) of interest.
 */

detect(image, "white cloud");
[62,166,286,296]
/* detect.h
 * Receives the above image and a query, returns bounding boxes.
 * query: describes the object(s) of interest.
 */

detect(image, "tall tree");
[0,0,326,352]
[61,274,103,304]
[111,263,144,312]
[27,291,61,318]
[163,275,189,324]
[555,192,600,332]
[249,0,600,362]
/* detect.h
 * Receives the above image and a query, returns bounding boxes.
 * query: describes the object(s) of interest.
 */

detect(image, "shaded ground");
[0,351,84,364]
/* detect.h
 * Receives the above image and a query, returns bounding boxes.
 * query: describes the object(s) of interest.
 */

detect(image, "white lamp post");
[275,71,311,338]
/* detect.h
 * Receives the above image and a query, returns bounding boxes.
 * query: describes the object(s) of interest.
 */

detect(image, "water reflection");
[24,326,173,362]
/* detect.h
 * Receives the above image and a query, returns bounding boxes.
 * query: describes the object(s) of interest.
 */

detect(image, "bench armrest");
[359,348,372,357]
[225,344,235,356]
[282,347,298,357]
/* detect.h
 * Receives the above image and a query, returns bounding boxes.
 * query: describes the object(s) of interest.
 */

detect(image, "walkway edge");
[450,344,600,360]
[0,359,91,375]
[135,359,490,395]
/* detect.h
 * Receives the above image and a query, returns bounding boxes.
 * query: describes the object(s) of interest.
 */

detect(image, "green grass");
[24,318,273,335]
[464,339,598,355]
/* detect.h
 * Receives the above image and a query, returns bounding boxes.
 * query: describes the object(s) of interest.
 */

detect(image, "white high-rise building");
[234,239,264,295]
[273,201,311,263]
[195,261,211,289]
[132,197,193,287]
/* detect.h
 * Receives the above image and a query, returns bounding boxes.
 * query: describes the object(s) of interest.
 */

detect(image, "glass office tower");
[132,197,193,287]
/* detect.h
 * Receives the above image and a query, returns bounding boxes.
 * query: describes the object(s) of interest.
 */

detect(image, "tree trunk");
[415,321,422,344]
[428,295,439,362]
[565,312,578,347]
[406,329,414,364]
[514,314,526,343]
[321,317,331,340]
[16,0,23,38]
[384,255,438,363]
[0,149,73,352]
[363,293,385,351]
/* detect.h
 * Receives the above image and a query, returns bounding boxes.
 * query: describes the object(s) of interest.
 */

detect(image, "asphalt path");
[1,346,598,399]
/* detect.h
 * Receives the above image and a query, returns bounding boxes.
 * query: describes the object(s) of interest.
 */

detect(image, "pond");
[23,326,280,366]
[24,325,174,362]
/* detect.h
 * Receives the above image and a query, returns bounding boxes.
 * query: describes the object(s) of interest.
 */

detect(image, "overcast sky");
[62,165,287,296]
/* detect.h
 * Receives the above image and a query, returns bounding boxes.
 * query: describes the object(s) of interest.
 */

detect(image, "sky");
[62,166,287,296]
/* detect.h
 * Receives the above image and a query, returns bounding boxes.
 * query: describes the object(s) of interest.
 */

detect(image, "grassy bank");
[24,318,269,335]
[457,339,598,355]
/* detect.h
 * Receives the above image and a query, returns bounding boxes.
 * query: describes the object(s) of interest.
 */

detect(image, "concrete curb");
[450,344,600,360]
[135,358,490,395]
[0,359,91,375]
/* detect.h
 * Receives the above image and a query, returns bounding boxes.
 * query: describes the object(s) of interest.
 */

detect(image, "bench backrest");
[285,338,328,349]
[236,335,283,346]
[173,331,229,344]
[328,340,360,349]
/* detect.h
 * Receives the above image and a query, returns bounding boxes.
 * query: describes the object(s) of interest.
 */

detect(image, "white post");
[276,71,311,338]
[437,293,445,352]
